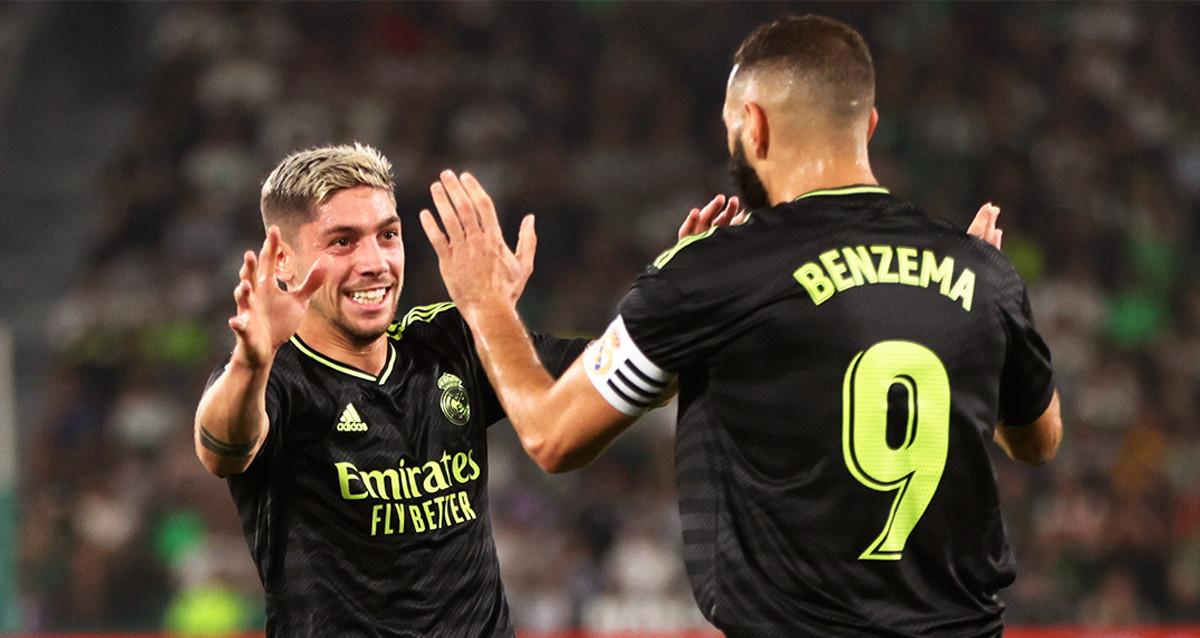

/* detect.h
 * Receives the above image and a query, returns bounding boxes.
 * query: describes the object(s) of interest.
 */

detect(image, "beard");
[728,140,771,211]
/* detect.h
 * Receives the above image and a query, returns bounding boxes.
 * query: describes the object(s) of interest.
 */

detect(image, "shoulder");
[387,302,464,341]
[385,302,479,363]
[649,195,866,273]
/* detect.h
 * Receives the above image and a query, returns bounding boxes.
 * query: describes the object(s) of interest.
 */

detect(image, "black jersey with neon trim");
[208,303,587,637]
[616,188,1055,637]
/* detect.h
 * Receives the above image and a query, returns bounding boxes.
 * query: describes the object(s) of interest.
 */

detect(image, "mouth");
[345,286,392,309]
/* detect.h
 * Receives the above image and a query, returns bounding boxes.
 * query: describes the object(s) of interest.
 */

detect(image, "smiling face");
[286,185,404,348]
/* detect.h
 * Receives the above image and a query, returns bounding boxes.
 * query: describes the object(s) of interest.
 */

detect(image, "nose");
[355,237,388,276]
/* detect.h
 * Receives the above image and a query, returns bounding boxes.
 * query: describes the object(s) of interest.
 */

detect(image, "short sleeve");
[997,286,1056,426]
[617,258,744,374]
[531,334,590,377]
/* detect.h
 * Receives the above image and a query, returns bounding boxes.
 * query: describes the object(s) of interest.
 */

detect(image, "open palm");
[228,227,328,369]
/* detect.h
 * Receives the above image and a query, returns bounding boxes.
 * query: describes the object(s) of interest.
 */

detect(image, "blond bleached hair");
[260,143,395,234]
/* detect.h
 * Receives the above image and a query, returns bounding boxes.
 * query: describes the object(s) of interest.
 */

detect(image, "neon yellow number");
[842,341,950,561]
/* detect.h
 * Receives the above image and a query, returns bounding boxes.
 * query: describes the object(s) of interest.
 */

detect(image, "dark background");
[1,1,1198,632]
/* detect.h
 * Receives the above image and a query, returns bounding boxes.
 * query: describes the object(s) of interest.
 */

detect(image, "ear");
[275,241,297,289]
[743,102,770,159]
[867,108,879,141]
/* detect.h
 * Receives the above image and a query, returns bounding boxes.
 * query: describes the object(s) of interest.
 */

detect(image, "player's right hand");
[228,226,327,369]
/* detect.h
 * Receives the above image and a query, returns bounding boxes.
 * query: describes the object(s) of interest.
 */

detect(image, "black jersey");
[616,187,1056,638]
[210,303,586,637]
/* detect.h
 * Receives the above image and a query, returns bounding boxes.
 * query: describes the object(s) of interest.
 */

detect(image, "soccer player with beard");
[192,144,602,636]
[421,15,1060,638]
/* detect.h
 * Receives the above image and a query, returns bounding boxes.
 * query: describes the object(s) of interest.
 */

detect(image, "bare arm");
[195,358,273,477]
[994,390,1062,465]
[420,171,636,472]
[458,303,637,472]
[194,228,327,477]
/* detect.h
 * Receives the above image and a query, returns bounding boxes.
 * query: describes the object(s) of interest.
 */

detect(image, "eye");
[382,229,399,241]
[331,237,351,248]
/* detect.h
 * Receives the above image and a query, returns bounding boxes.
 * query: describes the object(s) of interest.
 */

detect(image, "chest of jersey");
[269,345,494,543]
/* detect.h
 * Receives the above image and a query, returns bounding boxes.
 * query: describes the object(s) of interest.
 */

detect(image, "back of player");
[618,188,1055,637]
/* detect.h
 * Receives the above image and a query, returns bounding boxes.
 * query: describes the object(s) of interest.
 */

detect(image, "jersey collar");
[794,185,890,201]
[289,335,397,385]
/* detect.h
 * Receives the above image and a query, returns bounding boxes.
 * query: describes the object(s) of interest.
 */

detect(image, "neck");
[296,316,390,375]
[764,141,877,205]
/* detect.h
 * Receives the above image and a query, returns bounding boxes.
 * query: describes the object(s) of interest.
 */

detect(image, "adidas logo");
[337,403,368,432]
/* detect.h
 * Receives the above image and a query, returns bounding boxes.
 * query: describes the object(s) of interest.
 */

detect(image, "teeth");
[350,288,386,304]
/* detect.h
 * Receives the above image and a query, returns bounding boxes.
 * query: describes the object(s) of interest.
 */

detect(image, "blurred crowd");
[13,1,1200,633]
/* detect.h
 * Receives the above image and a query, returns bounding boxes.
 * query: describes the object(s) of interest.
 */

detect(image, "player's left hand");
[966,202,1003,250]
[677,194,744,241]
[420,170,536,314]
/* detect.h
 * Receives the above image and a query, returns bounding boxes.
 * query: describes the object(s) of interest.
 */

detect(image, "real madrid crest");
[437,373,470,426]
[588,325,620,375]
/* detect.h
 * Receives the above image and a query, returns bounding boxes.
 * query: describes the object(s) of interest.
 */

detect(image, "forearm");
[461,303,565,461]
[462,303,629,472]
[994,391,1062,465]
[423,170,642,470]
[194,353,272,477]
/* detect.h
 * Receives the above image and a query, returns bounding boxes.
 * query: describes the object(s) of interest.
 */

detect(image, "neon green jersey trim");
[650,188,884,270]
[290,336,397,385]
[653,227,718,269]
[795,185,890,200]
[388,302,457,340]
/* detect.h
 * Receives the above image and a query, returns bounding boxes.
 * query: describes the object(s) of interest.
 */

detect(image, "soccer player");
[421,15,1061,638]
[192,144,601,636]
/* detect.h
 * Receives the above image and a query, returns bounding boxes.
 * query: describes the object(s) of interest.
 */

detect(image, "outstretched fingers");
[239,249,258,291]
[967,203,1002,249]
[697,195,727,228]
[429,170,510,247]
[429,181,466,244]
[229,279,252,333]
[293,255,329,301]
[678,195,745,240]
[677,209,702,241]
[515,214,537,273]
[419,208,449,257]
[460,172,502,238]
[259,227,283,285]
[435,170,483,239]
[230,249,257,333]
[711,196,740,227]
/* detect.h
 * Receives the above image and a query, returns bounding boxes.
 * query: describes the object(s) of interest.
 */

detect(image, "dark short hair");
[734,15,875,122]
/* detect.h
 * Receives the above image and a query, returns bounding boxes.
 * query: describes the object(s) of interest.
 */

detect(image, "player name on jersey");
[793,244,976,311]
[335,450,482,536]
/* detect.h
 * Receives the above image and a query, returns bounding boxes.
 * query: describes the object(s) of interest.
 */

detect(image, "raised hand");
[420,171,536,315]
[228,226,328,369]
[677,194,744,241]
[966,203,1003,250]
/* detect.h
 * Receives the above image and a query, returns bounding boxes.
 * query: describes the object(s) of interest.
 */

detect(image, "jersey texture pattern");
[210,303,586,637]
[618,189,1055,637]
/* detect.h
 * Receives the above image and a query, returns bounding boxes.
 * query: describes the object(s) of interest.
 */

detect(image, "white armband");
[582,316,673,416]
